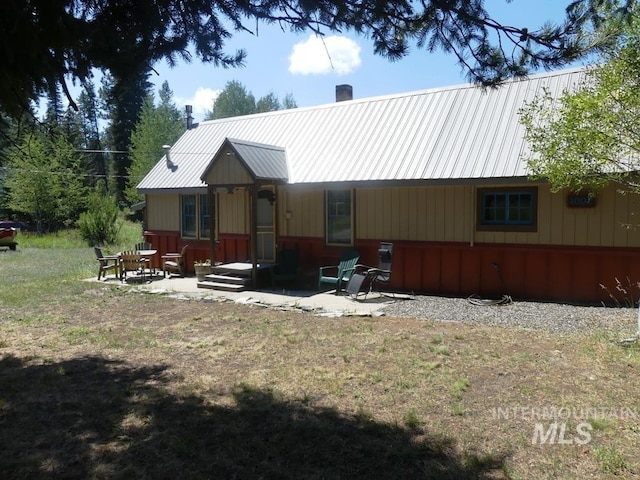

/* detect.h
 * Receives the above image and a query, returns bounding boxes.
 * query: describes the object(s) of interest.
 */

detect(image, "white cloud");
[175,87,220,119]
[289,35,361,75]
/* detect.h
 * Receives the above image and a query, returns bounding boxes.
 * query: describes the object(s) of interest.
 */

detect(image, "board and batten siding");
[146,194,179,231]
[217,189,249,234]
[476,183,640,248]
[202,147,253,185]
[149,182,640,249]
[357,186,473,242]
[277,188,324,238]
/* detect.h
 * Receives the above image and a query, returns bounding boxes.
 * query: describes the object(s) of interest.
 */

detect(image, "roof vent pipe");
[185,105,193,130]
[336,84,353,102]
[163,144,174,169]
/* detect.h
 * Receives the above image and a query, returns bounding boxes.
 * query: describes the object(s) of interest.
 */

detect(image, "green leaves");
[520,12,640,194]
[205,81,297,120]
[5,132,90,231]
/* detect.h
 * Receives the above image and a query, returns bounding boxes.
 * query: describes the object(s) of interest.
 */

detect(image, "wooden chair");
[119,250,150,282]
[94,247,119,280]
[318,250,360,294]
[134,242,156,274]
[162,245,189,277]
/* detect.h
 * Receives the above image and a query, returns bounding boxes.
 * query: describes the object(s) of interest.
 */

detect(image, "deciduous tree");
[520,12,640,194]
[206,81,297,120]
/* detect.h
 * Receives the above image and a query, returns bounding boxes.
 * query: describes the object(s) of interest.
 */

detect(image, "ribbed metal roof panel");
[138,68,586,191]
[226,138,288,181]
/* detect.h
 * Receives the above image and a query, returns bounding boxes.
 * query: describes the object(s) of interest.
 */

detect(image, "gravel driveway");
[383,294,639,336]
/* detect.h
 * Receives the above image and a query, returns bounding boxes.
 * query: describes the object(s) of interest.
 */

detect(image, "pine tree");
[126,81,183,204]
[101,70,152,202]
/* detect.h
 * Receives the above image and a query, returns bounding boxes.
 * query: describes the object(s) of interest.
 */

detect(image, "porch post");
[249,185,258,286]
[208,185,216,264]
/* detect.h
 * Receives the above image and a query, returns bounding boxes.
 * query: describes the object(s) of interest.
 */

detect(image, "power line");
[74,149,129,154]
[0,165,136,179]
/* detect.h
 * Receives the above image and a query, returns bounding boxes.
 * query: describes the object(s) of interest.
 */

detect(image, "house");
[137,68,640,304]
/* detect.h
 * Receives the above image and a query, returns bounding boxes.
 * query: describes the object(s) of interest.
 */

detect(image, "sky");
[141,2,585,123]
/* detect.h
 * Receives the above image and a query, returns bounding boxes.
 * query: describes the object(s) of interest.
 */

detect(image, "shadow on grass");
[0,355,507,479]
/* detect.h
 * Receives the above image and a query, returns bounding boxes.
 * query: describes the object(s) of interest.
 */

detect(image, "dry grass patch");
[1,284,639,479]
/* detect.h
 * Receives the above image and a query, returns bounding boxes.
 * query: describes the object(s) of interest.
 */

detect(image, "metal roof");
[211,138,288,183]
[138,67,586,192]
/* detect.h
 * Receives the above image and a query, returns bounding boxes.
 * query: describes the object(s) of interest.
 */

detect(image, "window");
[326,189,353,244]
[199,194,211,239]
[477,187,537,232]
[181,193,215,239]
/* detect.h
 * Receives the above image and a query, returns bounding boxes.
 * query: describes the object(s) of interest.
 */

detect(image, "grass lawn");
[1,246,640,479]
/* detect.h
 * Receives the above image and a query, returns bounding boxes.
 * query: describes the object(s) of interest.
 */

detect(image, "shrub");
[77,192,122,246]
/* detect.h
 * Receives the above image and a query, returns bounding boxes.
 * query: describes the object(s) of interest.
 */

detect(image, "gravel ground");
[383,294,640,336]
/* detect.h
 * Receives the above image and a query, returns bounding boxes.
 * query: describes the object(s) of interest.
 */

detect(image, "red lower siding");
[144,230,640,304]
[143,231,212,272]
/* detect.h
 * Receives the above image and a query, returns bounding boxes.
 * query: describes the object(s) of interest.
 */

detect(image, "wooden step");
[197,280,248,292]
[204,274,251,285]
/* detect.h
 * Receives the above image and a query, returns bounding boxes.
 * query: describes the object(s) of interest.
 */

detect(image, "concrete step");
[197,280,247,292]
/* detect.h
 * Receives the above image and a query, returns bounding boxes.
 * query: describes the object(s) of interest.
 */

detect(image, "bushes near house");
[77,193,123,246]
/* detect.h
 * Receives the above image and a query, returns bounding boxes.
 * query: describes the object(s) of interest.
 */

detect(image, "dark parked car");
[0,220,32,231]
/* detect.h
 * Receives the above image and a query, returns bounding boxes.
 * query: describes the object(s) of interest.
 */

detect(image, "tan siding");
[282,188,324,237]
[209,182,640,248]
[203,148,253,185]
[355,186,472,242]
[218,190,248,234]
[470,183,640,247]
[147,194,179,231]
[599,187,616,246]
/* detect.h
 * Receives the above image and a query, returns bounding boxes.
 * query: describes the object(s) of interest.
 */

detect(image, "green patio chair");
[318,250,360,294]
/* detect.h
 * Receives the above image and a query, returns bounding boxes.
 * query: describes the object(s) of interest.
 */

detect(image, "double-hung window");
[181,193,214,239]
[326,189,353,245]
[477,187,537,232]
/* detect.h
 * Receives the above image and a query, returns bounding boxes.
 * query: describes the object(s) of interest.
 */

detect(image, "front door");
[256,188,275,262]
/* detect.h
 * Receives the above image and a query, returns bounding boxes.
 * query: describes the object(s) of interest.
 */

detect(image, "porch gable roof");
[200,138,289,186]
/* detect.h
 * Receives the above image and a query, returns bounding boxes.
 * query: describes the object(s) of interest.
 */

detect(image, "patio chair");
[119,250,150,282]
[162,244,189,277]
[134,241,153,251]
[94,247,119,280]
[346,242,393,299]
[134,242,156,274]
[318,250,360,294]
[270,249,301,288]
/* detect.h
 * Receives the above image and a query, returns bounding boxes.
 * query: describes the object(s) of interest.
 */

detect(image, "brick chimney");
[336,84,353,102]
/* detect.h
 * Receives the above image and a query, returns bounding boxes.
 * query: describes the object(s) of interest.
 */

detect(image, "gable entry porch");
[197,138,288,291]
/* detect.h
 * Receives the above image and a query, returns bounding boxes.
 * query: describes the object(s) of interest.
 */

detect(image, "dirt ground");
[1,286,639,479]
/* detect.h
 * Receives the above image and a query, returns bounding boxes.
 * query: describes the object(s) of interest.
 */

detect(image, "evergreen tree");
[126,81,183,204]
[78,80,109,191]
[1,0,634,118]
[101,70,152,202]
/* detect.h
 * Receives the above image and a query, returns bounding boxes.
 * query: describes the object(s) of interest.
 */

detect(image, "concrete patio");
[91,272,401,317]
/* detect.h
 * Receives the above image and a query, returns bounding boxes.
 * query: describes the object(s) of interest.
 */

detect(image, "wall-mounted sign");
[567,193,597,208]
